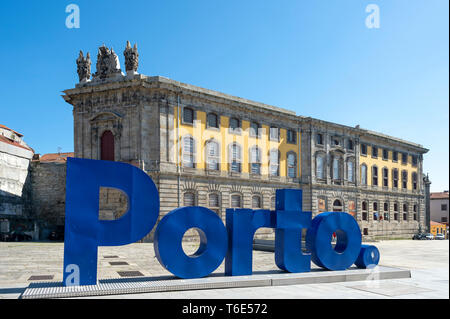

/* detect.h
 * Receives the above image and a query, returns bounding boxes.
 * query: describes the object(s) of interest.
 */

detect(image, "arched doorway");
[332,199,343,212]
[101,130,115,161]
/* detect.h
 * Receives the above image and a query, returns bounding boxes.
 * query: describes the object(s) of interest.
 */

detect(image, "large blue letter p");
[63,158,159,286]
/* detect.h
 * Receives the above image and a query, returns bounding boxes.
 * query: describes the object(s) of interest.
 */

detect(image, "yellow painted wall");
[359,145,419,190]
[174,107,300,177]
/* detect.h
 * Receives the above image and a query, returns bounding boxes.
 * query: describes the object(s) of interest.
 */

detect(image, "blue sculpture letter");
[154,206,228,279]
[274,189,312,273]
[306,212,362,270]
[63,158,159,286]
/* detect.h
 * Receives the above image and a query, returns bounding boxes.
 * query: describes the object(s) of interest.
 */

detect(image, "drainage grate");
[109,261,129,266]
[103,255,119,258]
[28,275,54,281]
[117,271,144,277]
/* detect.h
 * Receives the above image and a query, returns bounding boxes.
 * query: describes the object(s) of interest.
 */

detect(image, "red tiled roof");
[0,124,23,137]
[0,135,33,151]
[431,192,449,199]
[38,152,74,163]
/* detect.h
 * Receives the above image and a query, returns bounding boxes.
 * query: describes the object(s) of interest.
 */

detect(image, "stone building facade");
[61,43,429,242]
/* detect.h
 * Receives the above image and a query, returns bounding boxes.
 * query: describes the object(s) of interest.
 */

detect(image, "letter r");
[63,158,159,286]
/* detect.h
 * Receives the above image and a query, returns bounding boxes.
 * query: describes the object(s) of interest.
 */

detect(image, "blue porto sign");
[63,158,379,286]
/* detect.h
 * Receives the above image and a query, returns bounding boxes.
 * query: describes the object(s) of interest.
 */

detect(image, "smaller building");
[430,191,449,225]
[430,221,448,239]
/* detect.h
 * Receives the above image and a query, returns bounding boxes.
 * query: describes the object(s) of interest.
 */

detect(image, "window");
[332,138,340,146]
[100,130,115,161]
[442,217,448,223]
[250,122,260,137]
[362,201,368,221]
[403,203,408,220]
[316,133,323,145]
[229,118,240,132]
[373,201,379,221]
[392,169,399,188]
[394,203,399,221]
[183,136,195,168]
[206,140,220,170]
[271,196,276,209]
[393,151,398,162]
[361,164,368,185]
[183,192,195,206]
[412,172,417,190]
[441,204,448,211]
[229,143,241,173]
[269,149,280,176]
[413,204,417,212]
[347,160,354,182]
[384,202,389,211]
[402,170,408,189]
[209,193,220,208]
[348,139,354,151]
[287,129,296,144]
[252,195,262,209]
[231,194,242,208]
[402,153,408,164]
[361,144,367,155]
[372,146,378,158]
[287,152,296,178]
[183,107,194,124]
[383,149,389,160]
[412,155,418,167]
[372,166,378,186]
[207,113,219,129]
[316,154,325,179]
[250,146,261,175]
[270,126,279,141]
[332,157,341,180]
[383,168,389,187]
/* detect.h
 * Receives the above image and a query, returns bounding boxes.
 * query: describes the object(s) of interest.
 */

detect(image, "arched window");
[183,192,195,206]
[287,152,296,178]
[100,130,115,161]
[361,164,367,185]
[316,154,325,179]
[229,117,240,132]
[250,146,261,175]
[183,136,195,168]
[206,140,220,170]
[269,149,280,176]
[373,202,379,220]
[332,157,341,180]
[347,160,354,182]
[229,143,241,172]
[231,194,242,208]
[252,195,262,209]
[207,113,219,128]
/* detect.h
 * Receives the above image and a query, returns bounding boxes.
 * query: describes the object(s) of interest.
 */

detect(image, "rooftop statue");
[124,41,139,75]
[92,45,122,80]
[76,51,91,83]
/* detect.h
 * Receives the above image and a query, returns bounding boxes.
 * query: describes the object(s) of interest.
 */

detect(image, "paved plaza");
[0,240,448,299]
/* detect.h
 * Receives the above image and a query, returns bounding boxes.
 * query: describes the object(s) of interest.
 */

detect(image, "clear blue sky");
[0,0,448,192]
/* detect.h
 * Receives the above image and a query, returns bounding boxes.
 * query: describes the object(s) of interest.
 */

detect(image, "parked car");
[425,233,435,240]
[435,233,445,240]
[412,233,426,240]
[9,231,32,242]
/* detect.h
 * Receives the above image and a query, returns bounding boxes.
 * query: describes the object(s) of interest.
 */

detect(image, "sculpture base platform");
[20,266,410,299]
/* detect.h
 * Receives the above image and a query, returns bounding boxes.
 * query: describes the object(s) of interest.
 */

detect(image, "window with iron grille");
[183,192,195,206]
[208,193,219,208]
[252,195,262,209]
[231,194,241,208]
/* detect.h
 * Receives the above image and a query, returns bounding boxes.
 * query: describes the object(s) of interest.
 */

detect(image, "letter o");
[306,212,362,270]
[154,206,228,279]
[355,245,380,269]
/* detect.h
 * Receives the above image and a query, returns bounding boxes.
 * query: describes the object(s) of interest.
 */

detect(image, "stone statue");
[92,44,122,80]
[124,41,139,75]
[76,51,91,83]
